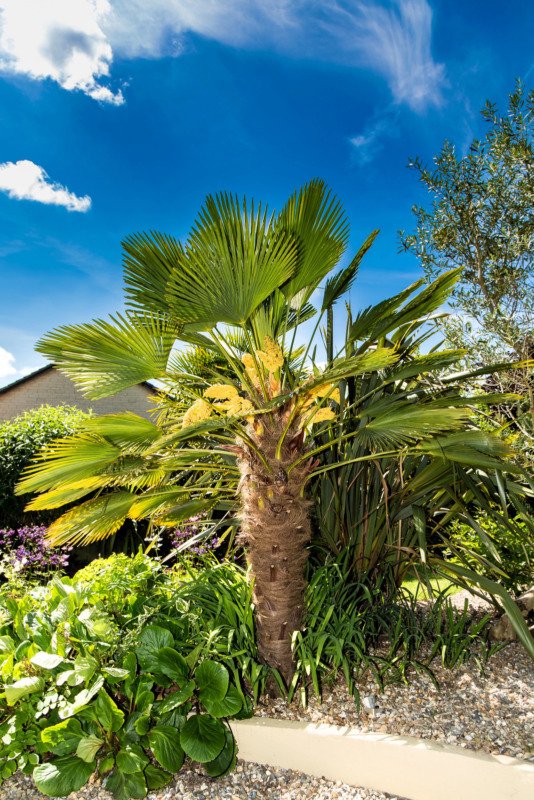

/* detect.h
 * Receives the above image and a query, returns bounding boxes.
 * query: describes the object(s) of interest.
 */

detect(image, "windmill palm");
[17,180,533,683]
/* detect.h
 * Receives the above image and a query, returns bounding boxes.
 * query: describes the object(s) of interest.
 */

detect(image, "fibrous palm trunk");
[237,415,313,687]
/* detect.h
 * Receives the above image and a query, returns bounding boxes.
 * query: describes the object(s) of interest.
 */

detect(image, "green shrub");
[0,406,91,528]
[445,515,534,595]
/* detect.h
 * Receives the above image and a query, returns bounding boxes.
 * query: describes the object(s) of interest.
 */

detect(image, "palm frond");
[277,178,350,299]
[350,269,461,345]
[46,492,137,545]
[164,192,298,326]
[355,406,470,449]
[16,436,122,494]
[322,229,379,311]
[123,230,184,315]
[36,313,178,398]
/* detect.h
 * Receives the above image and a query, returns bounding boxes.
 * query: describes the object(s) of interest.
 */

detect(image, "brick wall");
[0,369,157,421]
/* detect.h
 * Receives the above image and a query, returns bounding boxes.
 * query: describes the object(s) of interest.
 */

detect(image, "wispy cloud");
[0,160,91,212]
[349,107,401,165]
[320,0,446,112]
[0,0,123,104]
[0,1,445,112]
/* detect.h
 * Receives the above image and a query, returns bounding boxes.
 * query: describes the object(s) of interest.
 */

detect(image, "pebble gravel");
[1,592,532,800]
[0,762,405,800]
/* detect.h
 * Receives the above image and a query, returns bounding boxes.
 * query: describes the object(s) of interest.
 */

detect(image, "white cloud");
[0,0,445,112]
[0,345,16,379]
[0,0,123,104]
[0,160,91,212]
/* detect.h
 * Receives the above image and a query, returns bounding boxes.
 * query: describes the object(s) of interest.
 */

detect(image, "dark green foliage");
[311,274,534,604]
[0,405,90,527]
[0,551,509,796]
[289,554,505,704]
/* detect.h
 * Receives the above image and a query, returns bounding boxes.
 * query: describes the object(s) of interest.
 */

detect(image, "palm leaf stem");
[299,309,326,372]
[241,323,271,402]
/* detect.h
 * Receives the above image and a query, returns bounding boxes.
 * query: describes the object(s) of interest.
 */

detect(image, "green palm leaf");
[36,314,178,398]
[17,436,122,494]
[322,229,379,311]
[46,492,137,545]
[277,178,350,299]
[123,230,184,315]
[164,193,298,326]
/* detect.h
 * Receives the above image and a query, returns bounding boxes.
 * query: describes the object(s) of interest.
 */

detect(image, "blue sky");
[0,0,533,386]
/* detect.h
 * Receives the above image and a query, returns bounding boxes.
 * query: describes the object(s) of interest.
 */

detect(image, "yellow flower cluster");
[311,407,336,423]
[182,398,212,428]
[224,396,254,416]
[204,384,238,400]
[255,336,284,373]
[241,353,262,388]
[302,383,340,408]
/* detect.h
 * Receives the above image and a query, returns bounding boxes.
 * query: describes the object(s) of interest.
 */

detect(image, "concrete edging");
[229,717,534,800]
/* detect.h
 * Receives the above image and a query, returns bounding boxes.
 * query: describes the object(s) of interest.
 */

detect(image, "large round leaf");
[148,725,185,772]
[155,647,189,683]
[40,719,84,756]
[205,729,236,777]
[195,660,228,704]
[34,756,95,797]
[5,676,44,705]
[144,763,173,791]
[137,625,174,672]
[76,735,104,763]
[201,684,243,718]
[116,744,149,774]
[105,768,146,800]
[180,714,225,763]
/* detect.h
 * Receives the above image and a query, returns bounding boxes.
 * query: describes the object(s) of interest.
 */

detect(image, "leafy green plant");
[17,178,534,681]
[0,572,250,798]
[311,282,534,597]
[422,596,506,672]
[289,554,505,704]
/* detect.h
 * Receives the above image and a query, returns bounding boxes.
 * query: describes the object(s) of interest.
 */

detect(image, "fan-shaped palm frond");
[277,178,350,299]
[165,193,298,326]
[36,313,177,399]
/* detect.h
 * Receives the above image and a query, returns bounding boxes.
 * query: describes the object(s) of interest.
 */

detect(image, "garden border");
[230,718,534,800]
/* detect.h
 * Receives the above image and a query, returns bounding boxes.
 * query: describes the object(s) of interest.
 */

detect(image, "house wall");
[0,369,157,421]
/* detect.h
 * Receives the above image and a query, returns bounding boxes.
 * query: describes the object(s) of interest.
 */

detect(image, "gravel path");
[0,762,405,800]
[1,591,532,800]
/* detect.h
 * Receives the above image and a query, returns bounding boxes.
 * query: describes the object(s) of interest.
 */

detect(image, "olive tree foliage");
[399,81,534,455]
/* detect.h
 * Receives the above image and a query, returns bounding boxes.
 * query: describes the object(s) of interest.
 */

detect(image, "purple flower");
[0,525,70,579]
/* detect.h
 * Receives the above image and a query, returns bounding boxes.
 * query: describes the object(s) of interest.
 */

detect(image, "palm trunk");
[237,416,312,687]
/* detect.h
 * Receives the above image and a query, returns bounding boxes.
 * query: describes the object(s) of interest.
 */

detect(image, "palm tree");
[17,180,534,683]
